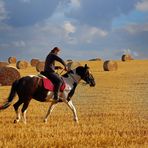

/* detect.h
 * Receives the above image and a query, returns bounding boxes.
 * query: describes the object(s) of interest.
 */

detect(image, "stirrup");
[52,98,59,103]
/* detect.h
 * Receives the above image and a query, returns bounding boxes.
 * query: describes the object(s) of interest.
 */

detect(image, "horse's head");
[76,64,96,87]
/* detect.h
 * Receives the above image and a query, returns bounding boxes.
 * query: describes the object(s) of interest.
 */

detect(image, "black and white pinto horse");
[0,64,95,124]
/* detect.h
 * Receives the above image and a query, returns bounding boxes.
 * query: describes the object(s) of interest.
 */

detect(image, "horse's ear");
[84,64,89,69]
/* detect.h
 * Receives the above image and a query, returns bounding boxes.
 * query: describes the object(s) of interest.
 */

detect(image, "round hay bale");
[0,62,9,68]
[103,60,118,71]
[36,61,45,72]
[121,54,133,61]
[30,59,40,67]
[8,57,17,64]
[89,58,102,61]
[0,66,21,86]
[66,61,81,71]
[16,61,28,69]
[66,59,73,62]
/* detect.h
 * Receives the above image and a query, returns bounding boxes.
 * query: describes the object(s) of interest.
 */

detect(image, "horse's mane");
[62,70,74,78]
[62,65,88,77]
[62,65,89,78]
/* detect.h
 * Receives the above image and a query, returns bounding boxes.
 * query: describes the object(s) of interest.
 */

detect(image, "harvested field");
[0,60,148,147]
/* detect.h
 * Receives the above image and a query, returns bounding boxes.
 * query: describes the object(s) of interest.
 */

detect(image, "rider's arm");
[53,54,67,68]
[55,66,63,70]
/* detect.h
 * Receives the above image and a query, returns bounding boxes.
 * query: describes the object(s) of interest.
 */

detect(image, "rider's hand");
[55,66,63,70]
[64,66,69,71]
[59,66,63,70]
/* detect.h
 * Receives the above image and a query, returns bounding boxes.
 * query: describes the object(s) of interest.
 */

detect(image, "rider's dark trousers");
[43,71,63,99]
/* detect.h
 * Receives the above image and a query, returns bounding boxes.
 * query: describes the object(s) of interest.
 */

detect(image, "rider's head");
[51,47,61,55]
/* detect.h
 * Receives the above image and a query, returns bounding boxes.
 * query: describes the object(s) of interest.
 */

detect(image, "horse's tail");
[0,80,19,110]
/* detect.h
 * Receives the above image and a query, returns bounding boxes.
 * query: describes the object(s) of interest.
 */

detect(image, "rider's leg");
[45,72,62,101]
[53,74,62,101]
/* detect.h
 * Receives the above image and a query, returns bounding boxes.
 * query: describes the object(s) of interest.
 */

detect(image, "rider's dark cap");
[52,47,60,52]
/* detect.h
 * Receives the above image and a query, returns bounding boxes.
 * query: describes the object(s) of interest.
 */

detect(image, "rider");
[43,47,68,102]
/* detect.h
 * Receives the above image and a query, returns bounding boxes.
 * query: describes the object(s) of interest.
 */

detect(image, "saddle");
[39,72,66,92]
[43,78,66,91]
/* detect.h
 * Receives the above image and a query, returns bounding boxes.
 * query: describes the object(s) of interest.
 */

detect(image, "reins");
[68,73,78,84]
[57,68,78,84]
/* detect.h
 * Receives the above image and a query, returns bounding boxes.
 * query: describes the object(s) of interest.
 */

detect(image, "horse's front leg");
[44,101,57,123]
[64,100,79,123]
[60,92,78,123]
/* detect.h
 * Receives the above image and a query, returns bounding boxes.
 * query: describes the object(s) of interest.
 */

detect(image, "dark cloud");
[4,0,61,27]
[66,0,142,29]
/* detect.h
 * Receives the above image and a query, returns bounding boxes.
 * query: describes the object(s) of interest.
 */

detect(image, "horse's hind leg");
[44,101,57,123]
[13,99,23,123]
[21,100,31,124]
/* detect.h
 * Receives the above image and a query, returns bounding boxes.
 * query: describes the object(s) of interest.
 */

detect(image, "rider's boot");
[53,91,59,103]
[53,81,62,103]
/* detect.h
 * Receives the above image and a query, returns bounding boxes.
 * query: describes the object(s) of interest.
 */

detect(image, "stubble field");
[0,60,148,147]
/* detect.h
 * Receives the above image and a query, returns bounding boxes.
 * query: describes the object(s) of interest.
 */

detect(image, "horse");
[0,64,95,124]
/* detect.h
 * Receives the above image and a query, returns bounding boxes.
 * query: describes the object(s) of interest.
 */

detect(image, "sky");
[0,0,148,61]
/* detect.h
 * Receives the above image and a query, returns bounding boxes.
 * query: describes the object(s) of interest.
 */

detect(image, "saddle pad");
[43,78,66,91]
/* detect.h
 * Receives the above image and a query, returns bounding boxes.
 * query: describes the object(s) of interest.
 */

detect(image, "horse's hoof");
[76,121,79,124]
[14,119,19,123]
[74,119,79,123]
[44,119,47,123]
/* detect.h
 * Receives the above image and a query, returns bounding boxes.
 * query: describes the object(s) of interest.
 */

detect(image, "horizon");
[0,0,148,61]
